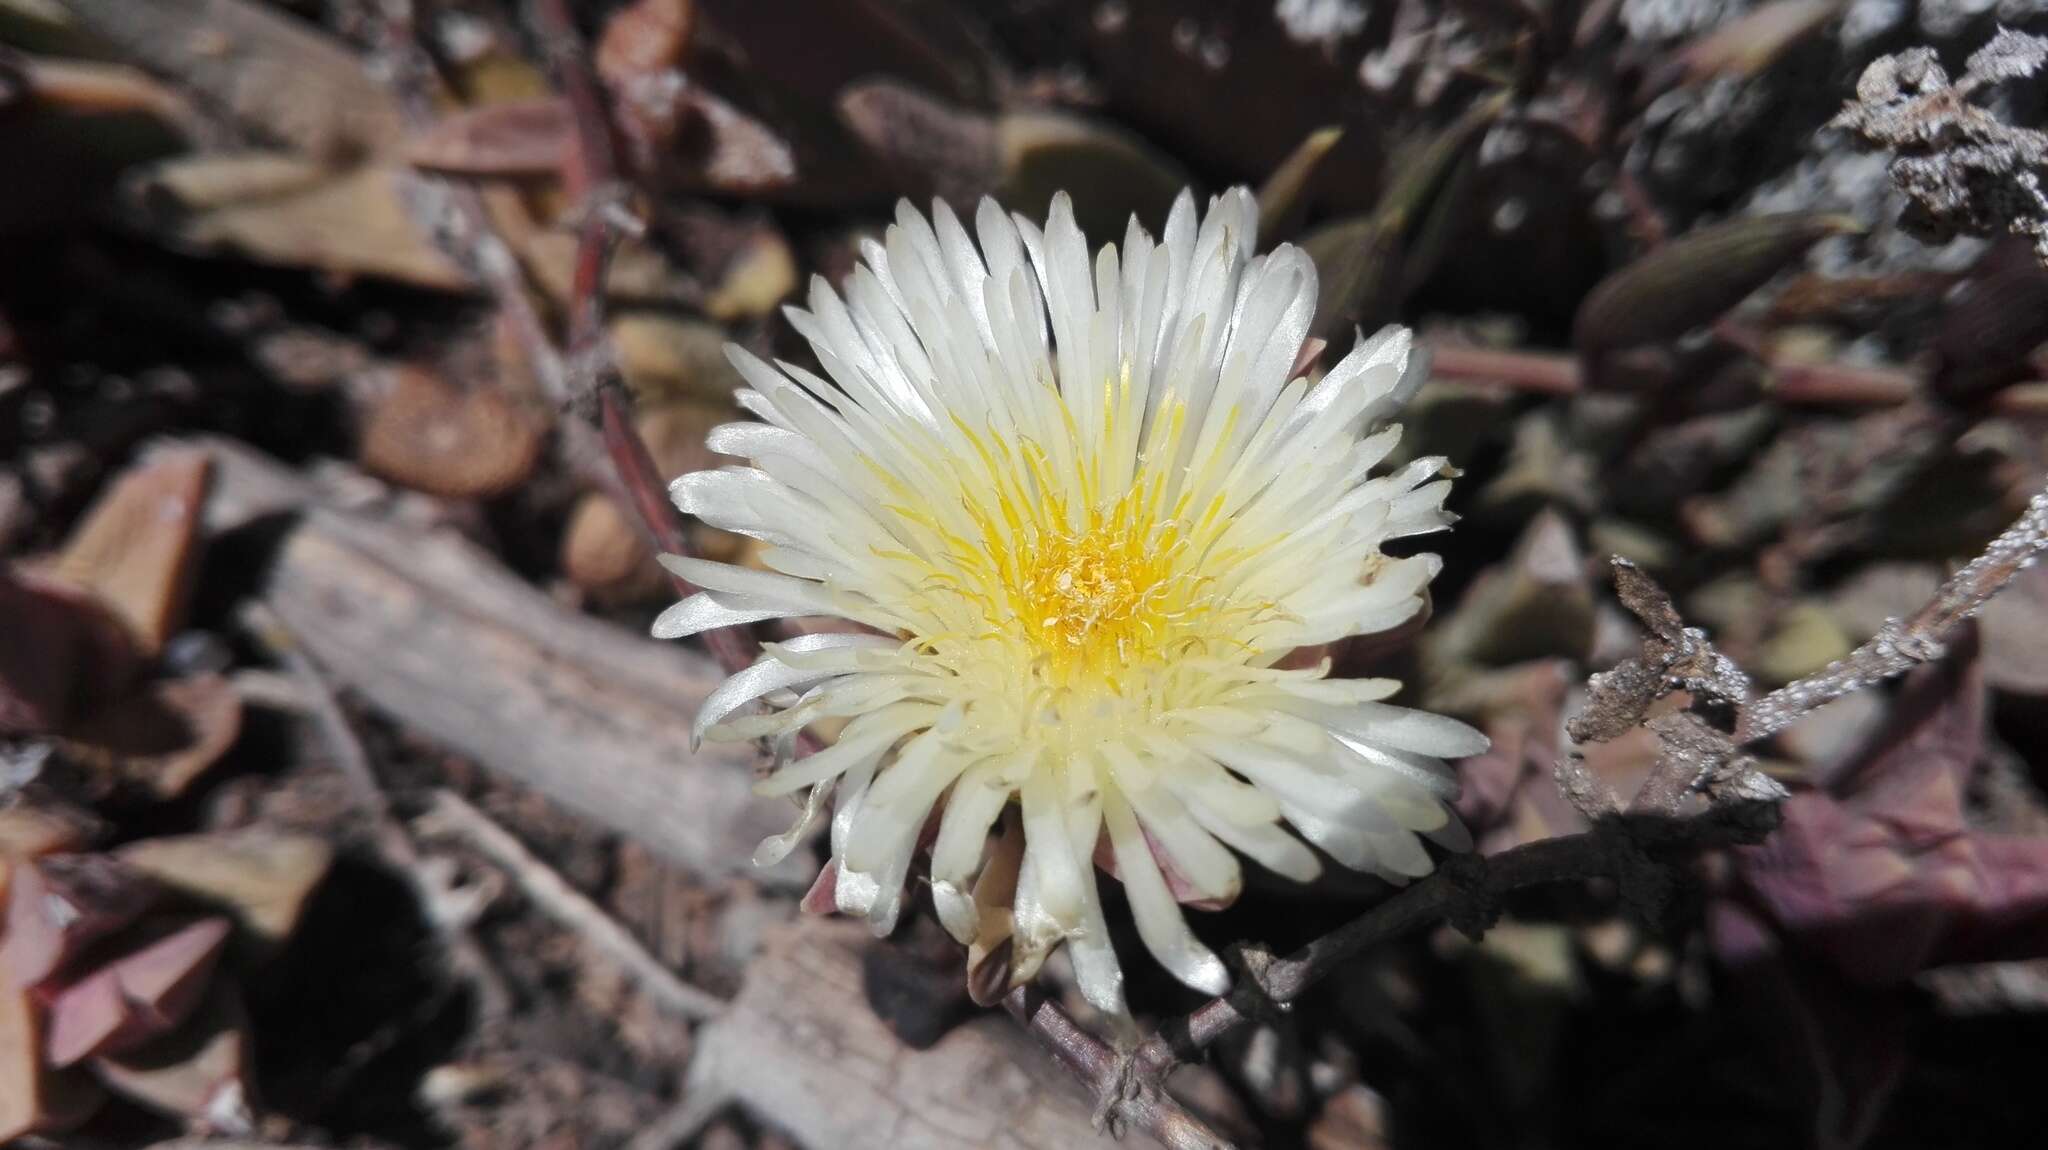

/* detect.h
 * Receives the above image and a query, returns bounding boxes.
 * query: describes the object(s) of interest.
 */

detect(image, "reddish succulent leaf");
[0,855,159,990]
[0,569,141,735]
[45,448,211,657]
[1,983,107,1141]
[1731,629,2048,983]
[62,673,243,799]
[404,98,573,177]
[45,917,231,1066]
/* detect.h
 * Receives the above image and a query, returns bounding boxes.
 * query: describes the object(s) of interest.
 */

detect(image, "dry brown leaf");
[611,313,749,405]
[45,449,210,657]
[45,916,231,1067]
[0,983,106,1141]
[62,674,244,799]
[358,368,545,500]
[404,99,573,178]
[118,829,333,951]
[0,855,159,989]
[62,0,405,161]
[0,569,141,735]
[167,167,469,291]
[561,493,662,602]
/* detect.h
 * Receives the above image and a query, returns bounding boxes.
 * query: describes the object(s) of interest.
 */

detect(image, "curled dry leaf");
[46,448,210,658]
[117,828,333,952]
[61,0,404,161]
[669,84,800,196]
[358,368,546,500]
[45,916,232,1067]
[1574,213,1861,359]
[61,673,244,799]
[0,569,140,735]
[0,855,159,989]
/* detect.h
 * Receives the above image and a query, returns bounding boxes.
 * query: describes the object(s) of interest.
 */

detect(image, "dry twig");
[418,788,727,1021]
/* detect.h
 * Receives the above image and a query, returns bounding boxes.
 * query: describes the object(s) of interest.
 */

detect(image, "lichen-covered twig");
[1833,27,2048,264]
[1738,481,2048,743]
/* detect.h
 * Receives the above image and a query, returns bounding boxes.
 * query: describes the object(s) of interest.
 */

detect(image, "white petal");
[1104,789,1228,994]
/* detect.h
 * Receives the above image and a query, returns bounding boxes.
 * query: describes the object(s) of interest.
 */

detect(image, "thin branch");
[1001,986,1236,1150]
[419,789,726,1020]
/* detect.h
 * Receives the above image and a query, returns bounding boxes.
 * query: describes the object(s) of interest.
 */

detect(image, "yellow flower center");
[1013,509,1188,685]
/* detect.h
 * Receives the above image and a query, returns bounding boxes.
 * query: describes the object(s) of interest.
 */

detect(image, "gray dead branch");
[166,435,805,883]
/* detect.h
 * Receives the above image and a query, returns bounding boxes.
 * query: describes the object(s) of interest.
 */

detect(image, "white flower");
[655,188,1485,1014]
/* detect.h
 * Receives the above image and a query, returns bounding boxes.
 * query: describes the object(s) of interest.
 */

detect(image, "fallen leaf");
[358,368,546,500]
[63,0,405,161]
[1731,630,2048,984]
[0,569,141,735]
[42,449,210,657]
[0,983,106,1141]
[0,855,159,990]
[561,493,663,603]
[610,313,749,405]
[164,166,470,291]
[62,673,243,799]
[45,916,231,1066]
[118,829,333,951]
[92,983,251,1129]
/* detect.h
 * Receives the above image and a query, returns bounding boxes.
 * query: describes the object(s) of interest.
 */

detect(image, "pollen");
[1014,509,1185,683]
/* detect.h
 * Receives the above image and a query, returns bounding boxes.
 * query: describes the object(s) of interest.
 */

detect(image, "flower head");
[655,188,1484,1013]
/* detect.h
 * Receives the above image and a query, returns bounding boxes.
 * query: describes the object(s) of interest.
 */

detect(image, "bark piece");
[180,437,797,880]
